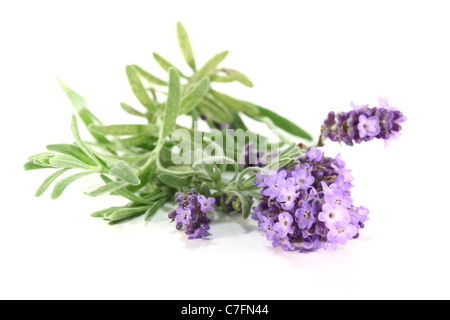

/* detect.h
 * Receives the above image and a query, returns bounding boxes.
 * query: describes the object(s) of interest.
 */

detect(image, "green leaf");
[108,206,149,221]
[91,207,117,218]
[51,171,93,200]
[144,198,167,221]
[35,168,70,197]
[157,173,191,188]
[109,161,141,186]
[120,102,146,117]
[89,124,158,137]
[125,65,156,113]
[211,69,254,87]
[152,52,187,78]
[46,144,96,166]
[58,80,109,144]
[24,162,52,171]
[199,182,211,198]
[127,159,156,193]
[161,68,181,139]
[232,192,253,219]
[101,175,152,204]
[176,22,196,71]
[210,90,259,115]
[85,181,129,197]
[253,106,313,141]
[28,152,56,163]
[192,51,229,81]
[71,116,103,168]
[49,155,99,170]
[230,111,248,131]
[203,162,221,186]
[133,64,168,86]
[180,77,210,114]
[197,101,233,124]
[118,134,157,148]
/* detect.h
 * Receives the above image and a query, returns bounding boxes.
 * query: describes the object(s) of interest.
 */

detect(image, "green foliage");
[25,22,313,228]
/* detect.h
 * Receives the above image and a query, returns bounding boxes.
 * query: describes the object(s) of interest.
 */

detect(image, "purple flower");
[197,195,215,213]
[272,234,296,251]
[318,203,350,229]
[276,179,298,210]
[295,202,317,230]
[260,216,276,240]
[175,207,192,225]
[356,206,370,224]
[274,212,295,236]
[299,237,323,253]
[291,170,314,190]
[306,147,323,162]
[357,115,380,138]
[327,224,358,246]
[322,182,353,208]
[262,170,287,199]
[188,224,210,239]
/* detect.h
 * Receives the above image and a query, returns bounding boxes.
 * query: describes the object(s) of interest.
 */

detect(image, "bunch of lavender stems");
[24,23,405,253]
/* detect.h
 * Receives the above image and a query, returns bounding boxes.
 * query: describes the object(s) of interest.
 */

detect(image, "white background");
[1,0,449,300]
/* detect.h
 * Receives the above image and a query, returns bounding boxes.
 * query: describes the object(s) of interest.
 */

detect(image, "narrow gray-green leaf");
[152,52,187,78]
[46,144,96,166]
[89,124,158,137]
[108,207,148,222]
[91,207,117,218]
[58,80,109,144]
[157,173,191,188]
[109,161,141,186]
[58,79,87,112]
[232,192,253,219]
[144,198,167,221]
[197,101,233,124]
[85,181,129,197]
[118,134,157,148]
[199,182,211,198]
[210,90,259,115]
[101,175,151,204]
[28,152,55,162]
[24,162,52,171]
[192,51,229,81]
[133,64,168,86]
[71,116,103,168]
[51,171,93,200]
[176,22,196,71]
[211,69,254,87]
[49,154,99,170]
[161,68,181,139]
[253,106,313,141]
[35,168,70,197]
[180,77,210,114]
[125,65,156,113]
[120,102,146,117]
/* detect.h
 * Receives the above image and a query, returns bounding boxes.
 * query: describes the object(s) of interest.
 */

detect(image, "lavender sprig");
[321,97,406,146]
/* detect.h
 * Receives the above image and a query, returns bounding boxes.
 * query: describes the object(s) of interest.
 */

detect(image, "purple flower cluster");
[252,147,369,252]
[322,97,406,146]
[168,189,215,239]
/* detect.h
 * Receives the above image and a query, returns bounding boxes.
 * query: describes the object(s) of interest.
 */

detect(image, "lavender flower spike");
[321,97,406,146]
[252,148,370,253]
[168,190,215,239]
